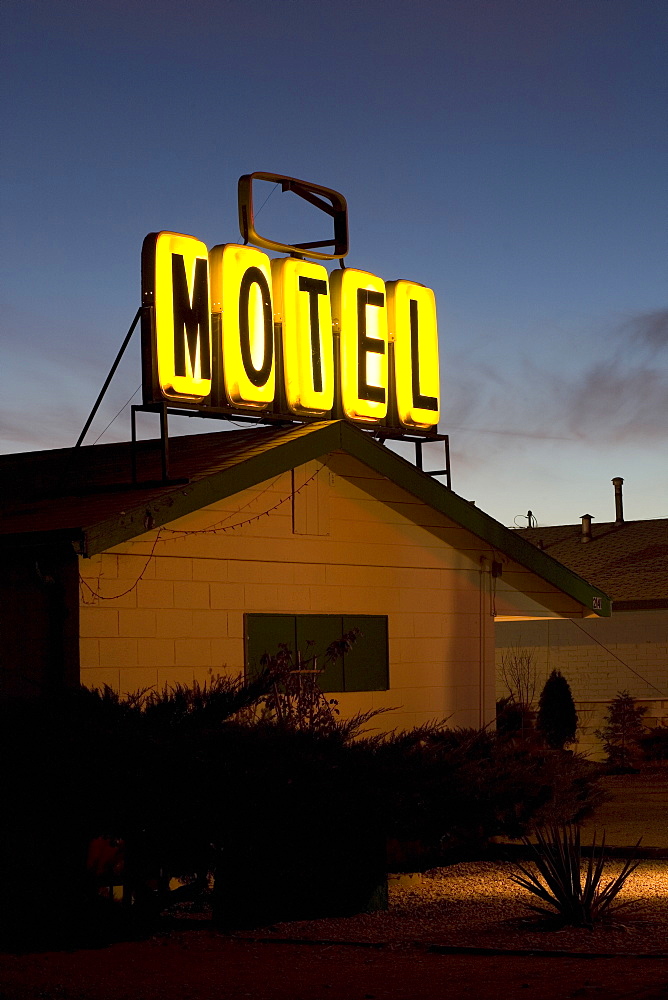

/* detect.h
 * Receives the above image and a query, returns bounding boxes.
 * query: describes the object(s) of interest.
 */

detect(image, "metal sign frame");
[238,172,349,261]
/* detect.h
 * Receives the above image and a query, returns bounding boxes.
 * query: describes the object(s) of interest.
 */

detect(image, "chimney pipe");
[612,477,624,525]
[580,514,593,542]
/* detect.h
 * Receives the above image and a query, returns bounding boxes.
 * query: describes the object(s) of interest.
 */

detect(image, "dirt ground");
[1,934,667,1000]
[1,769,667,1000]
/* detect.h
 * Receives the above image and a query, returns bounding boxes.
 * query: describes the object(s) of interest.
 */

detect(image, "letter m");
[171,254,211,378]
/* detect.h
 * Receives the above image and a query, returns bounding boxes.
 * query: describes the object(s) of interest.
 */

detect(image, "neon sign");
[141,179,440,433]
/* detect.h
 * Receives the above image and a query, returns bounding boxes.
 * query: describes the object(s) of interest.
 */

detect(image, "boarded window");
[245,613,389,692]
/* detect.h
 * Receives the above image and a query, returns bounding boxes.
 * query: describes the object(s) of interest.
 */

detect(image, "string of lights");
[80,525,164,604]
[162,466,320,540]
[161,471,285,535]
[79,464,323,602]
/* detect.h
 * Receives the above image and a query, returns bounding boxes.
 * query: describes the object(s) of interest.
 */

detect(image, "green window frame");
[245,613,389,692]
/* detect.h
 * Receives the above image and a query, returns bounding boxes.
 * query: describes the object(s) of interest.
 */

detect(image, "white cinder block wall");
[79,456,498,732]
[496,611,668,756]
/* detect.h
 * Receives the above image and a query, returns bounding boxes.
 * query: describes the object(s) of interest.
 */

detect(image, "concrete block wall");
[79,455,498,732]
[496,611,668,757]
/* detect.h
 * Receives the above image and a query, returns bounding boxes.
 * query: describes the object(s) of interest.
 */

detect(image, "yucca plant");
[510,824,641,927]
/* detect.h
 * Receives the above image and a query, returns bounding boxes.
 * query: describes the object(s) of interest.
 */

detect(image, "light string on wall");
[79,526,165,604]
[161,470,288,537]
[79,464,323,603]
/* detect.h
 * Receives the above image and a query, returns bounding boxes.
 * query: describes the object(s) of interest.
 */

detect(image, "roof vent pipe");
[580,514,593,542]
[612,477,624,525]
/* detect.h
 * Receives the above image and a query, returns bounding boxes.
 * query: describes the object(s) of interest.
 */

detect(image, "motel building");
[0,175,610,724]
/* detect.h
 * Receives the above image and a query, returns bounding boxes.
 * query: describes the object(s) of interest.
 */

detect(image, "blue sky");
[1,0,666,528]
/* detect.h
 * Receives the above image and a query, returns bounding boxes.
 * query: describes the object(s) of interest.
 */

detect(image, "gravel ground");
[239,860,668,955]
[2,860,667,999]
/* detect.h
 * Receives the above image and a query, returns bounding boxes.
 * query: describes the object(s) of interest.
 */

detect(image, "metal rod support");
[159,403,169,482]
[75,307,142,448]
[413,435,452,487]
[131,406,138,484]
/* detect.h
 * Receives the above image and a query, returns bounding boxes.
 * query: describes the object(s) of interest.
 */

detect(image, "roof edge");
[81,421,345,556]
[18,419,609,618]
[337,423,611,617]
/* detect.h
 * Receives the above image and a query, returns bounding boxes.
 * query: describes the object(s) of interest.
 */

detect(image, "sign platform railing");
[127,398,451,489]
[77,307,451,490]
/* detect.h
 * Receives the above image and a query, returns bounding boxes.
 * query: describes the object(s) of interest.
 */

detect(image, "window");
[245,614,389,692]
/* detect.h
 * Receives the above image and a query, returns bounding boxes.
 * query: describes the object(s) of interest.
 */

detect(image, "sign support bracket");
[75,307,142,448]
[373,430,452,489]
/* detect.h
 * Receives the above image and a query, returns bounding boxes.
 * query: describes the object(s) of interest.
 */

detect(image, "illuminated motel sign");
[140,174,440,433]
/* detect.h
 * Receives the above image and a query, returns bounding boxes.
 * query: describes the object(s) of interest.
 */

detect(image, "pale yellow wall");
[79,454,499,732]
[496,610,668,756]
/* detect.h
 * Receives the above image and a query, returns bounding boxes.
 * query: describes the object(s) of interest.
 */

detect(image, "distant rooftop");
[516,518,668,609]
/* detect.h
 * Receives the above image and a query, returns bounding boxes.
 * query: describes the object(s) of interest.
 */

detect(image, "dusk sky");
[2,0,666,529]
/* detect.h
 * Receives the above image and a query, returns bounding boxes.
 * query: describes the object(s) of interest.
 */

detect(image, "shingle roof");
[0,420,611,616]
[1,424,294,536]
[516,519,668,609]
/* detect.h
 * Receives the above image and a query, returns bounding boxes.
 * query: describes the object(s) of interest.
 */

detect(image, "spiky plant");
[510,824,641,927]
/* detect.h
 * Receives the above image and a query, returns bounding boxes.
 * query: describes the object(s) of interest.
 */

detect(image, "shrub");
[0,675,263,945]
[0,661,391,943]
[595,691,647,771]
[253,630,389,738]
[370,724,602,861]
[496,696,536,742]
[537,669,578,749]
[639,726,668,761]
[0,665,605,944]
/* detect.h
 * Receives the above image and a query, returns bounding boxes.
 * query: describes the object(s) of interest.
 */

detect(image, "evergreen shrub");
[595,691,648,772]
[536,669,578,749]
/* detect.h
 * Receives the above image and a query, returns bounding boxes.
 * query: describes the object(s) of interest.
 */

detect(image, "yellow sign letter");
[146,231,212,401]
[387,280,439,429]
[210,244,275,410]
[271,258,334,415]
[330,268,388,424]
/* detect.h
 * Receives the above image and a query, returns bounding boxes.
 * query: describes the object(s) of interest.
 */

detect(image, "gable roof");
[516,519,668,610]
[0,420,611,616]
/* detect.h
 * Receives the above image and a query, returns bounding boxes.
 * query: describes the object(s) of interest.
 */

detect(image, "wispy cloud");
[558,308,668,441]
[0,407,81,453]
[443,307,668,455]
[559,363,667,441]
[621,308,668,351]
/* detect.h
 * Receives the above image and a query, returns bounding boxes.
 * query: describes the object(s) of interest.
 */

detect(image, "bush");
[537,669,578,749]
[0,673,275,947]
[639,726,668,761]
[496,697,535,742]
[0,670,605,945]
[595,691,647,772]
[499,646,537,706]
[370,723,602,862]
[0,666,391,944]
